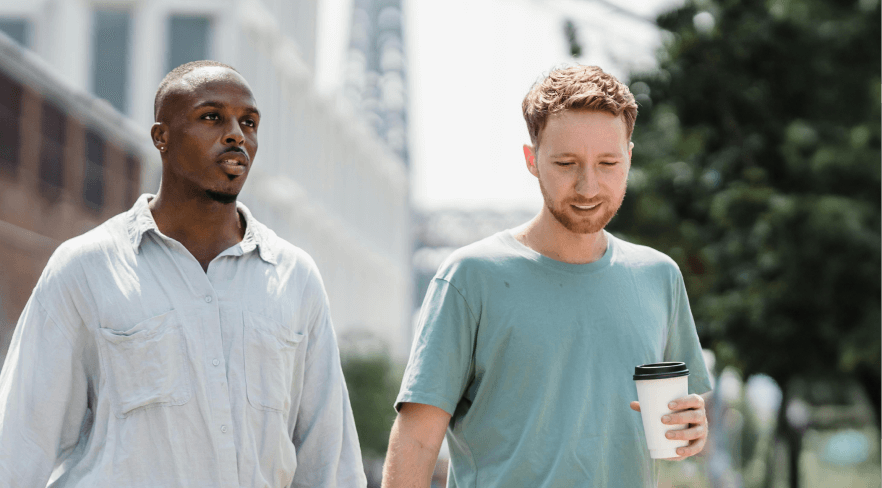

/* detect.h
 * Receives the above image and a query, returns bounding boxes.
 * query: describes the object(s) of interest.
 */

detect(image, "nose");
[574,164,600,198]
[223,118,245,147]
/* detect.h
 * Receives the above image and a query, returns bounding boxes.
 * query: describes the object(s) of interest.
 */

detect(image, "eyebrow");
[193,100,261,117]
[549,152,621,159]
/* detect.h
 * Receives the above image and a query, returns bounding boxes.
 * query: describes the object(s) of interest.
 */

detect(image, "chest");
[473,268,673,375]
[78,238,307,337]
[76,239,311,418]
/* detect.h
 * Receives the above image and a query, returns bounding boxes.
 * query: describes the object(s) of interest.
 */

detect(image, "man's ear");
[151,122,168,152]
[523,144,539,178]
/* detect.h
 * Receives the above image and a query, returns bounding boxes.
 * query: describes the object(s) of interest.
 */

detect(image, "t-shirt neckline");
[499,229,615,275]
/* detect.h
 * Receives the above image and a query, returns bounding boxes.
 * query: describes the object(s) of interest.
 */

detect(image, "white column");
[40,0,90,91]
[129,0,166,129]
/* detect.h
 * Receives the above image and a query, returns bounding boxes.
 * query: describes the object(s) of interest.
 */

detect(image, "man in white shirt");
[0,60,366,487]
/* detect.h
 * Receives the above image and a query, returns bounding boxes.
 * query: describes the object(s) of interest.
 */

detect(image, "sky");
[316,0,686,212]
[404,0,683,211]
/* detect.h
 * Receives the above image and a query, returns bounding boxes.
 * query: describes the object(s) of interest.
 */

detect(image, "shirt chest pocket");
[97,310,192,418]
[243,311,305,413]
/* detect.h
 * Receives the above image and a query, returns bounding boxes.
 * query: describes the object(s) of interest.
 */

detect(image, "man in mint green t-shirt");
[382,66,713,488]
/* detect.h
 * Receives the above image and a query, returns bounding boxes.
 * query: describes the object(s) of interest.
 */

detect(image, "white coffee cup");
[633,362,690,459]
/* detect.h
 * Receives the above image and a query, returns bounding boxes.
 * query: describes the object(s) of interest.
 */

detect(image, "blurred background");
[0,0,877,487]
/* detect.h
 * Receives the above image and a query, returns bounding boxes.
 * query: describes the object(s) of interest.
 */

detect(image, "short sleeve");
[663,272,713,396]
[395,278,478,416]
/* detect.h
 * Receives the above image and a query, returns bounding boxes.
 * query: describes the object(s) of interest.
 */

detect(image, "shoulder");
[609,233,683,280]
[40,213,129,286]
[255,223,326,293]
[30,212,130,323]
[434,231,519,284]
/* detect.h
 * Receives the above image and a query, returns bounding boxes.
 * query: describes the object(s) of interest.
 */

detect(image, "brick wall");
[0,69,141,366]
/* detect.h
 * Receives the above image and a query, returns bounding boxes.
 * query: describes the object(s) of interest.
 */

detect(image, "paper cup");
[633,362,690,459]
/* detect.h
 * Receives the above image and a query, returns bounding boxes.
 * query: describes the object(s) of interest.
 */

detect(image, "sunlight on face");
[160,67,260,204]
[532,110,632,234]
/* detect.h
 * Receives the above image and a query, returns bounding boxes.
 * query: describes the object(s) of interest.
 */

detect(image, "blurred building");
[0,0,412,361]
[0,33,146,364]
[345,0,408,164]
[411,207,535,312]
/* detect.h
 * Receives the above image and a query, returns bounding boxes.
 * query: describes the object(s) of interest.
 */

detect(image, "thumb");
[630,401,641,412]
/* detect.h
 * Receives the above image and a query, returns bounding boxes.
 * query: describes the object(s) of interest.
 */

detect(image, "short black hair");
[154,60,239,120]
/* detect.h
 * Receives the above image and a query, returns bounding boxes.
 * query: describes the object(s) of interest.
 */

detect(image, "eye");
[242,118,257,128]
[600,161,618,166]
[555,161,575,167]
[201,112,220,121]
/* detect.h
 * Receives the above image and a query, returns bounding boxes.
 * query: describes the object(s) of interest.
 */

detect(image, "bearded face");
[529,110,631,236]
[537,169,626,234]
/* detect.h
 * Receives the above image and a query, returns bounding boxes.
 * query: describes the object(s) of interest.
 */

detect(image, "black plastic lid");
[633,362,689,380]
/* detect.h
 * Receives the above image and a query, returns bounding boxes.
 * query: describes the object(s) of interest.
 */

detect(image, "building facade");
[0,0,412,362]
[0,35,145,364]
[346,0,408,163]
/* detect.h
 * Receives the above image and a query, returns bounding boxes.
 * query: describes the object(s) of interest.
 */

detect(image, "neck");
[513,207,607,264]
[148,187,246,270]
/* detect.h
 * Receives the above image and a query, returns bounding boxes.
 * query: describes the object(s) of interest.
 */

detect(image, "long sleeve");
[289,283,366,488]
[0,293,89,487]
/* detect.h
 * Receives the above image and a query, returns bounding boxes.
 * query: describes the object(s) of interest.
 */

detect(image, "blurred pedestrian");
[382,65,712,487]
[0,61,365,487]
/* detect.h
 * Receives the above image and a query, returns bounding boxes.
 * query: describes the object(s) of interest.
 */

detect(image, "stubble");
[537,173,626,234]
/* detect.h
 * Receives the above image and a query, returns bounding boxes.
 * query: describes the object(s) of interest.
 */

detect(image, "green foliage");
[610,0,880,403]
[341,353,403,458]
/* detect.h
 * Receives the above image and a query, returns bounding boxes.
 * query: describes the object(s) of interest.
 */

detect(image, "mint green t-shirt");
[396,230,713,488]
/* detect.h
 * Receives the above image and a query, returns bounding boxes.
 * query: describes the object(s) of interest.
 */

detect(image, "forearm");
[381,417,441,488]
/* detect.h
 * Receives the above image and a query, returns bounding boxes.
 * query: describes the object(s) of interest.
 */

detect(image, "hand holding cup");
[631,362,708,460]
[629,393,707,460]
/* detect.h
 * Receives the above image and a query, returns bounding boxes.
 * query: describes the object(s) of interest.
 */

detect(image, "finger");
[668,394,704,411]
[663,455,686,462]
[672,435,707,459]
[662,408,706,426]
[630,401,641,412]
[665,423,707,442]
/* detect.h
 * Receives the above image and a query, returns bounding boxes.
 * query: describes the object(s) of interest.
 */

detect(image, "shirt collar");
[126,194,277,266]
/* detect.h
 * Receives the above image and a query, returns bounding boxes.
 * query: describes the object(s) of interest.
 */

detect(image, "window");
[0,19,30,47]
[167,15,211,71]
[91,9,131,114]
[0,70,22,176]
[83,129,105,210]
[39,100,66,201]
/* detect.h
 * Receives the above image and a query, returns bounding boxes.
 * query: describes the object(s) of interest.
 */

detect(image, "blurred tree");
[599,1,879,486]
[341,354,402,460]
[564,19,583,58]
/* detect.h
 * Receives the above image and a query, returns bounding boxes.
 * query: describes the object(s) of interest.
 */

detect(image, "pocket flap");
[99,310,175,344]
[243,310,305,345]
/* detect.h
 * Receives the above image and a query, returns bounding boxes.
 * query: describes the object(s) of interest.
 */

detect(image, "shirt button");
[220,425,227,433]
[204,295,213,303]
[212,359,220,366]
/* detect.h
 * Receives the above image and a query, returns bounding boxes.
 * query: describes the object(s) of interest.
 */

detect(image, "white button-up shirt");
[0,195,366,487]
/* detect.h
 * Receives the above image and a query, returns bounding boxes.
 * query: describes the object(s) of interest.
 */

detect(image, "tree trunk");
[785,422,802,488]
[766,383,804,488]
[856,367,881,429]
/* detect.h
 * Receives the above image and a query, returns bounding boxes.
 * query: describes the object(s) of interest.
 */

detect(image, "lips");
[572,202,600,210]
[217,151,249,176]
